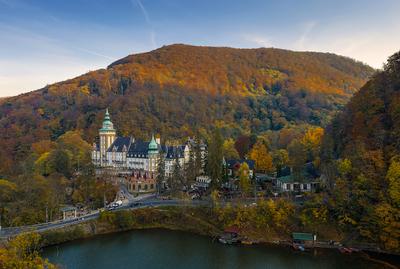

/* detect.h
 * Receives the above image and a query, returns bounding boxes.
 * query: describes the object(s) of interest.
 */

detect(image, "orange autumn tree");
[249,141,274,173]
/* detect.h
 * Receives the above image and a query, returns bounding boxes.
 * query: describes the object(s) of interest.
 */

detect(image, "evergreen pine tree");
[171,153,183,193]
[194,137,203,176]
[156,153,165,195]
[185,149,196,187]
[207,129,224,188]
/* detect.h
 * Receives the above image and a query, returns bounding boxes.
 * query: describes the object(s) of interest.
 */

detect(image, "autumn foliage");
[0,44,373,176]
[322,51,400,252]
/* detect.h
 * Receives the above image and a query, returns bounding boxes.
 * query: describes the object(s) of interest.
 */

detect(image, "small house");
[193,175,212,190]
[276,175,319,192]
[276,162,320,193]
[127,170,157,194]
[292,232,316,246]
[61,206,77,220]
[223,159,255,178]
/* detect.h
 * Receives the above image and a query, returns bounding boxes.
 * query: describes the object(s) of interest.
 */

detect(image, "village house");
[276,163,320,193]
[60,206,77,220]
[223,159,255,178]
[127,170,157,194]
[193,175,212,190]
[276,175,320,192]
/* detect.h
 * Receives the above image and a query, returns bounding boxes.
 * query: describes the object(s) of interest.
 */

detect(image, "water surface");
[43,229,386,269]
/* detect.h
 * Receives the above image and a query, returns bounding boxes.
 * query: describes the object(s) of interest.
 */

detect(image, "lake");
[43,229,389,269]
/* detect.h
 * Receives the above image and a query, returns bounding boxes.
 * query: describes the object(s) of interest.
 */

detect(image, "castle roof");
[163,145,184,159]
[127,140,150,158]
[98,132,187,160]
[107,137,132,152]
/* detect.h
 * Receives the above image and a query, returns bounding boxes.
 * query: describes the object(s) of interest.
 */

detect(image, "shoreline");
[3,206,398,268]
[41,225,400,269]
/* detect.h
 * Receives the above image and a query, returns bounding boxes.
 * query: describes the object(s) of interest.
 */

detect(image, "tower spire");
[101,108,114,131]
[148,133,158,153]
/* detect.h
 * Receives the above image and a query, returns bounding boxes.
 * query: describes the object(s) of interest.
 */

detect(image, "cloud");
[242,34,272,48]
[134,0,151,25]
[293,21,317,50]
[131,0,157,49]
[0,23,114,61]
[73,46,114,60]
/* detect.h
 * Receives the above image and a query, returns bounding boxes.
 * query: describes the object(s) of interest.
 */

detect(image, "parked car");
[191,193,200,200]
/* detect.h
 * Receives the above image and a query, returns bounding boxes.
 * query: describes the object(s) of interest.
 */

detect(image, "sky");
[0,0,399,97]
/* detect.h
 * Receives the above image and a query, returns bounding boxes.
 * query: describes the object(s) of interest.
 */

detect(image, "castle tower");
[148,134,159,172]
[99,108,116,166]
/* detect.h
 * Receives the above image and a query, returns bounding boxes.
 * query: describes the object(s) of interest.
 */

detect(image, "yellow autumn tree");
[222,138,239,159]
[301,127,324,165]
[239,162,251,197]
[0,233,57,269]
[249,141,273,173]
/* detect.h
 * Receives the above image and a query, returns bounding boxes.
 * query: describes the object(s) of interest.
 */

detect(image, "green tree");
[49,148,71,178]
[185,149,196,187]
[288,139,307,181]
[194,138,203,176]
[386,158,400,206]
[207,129,224,187]
[156,153,166,195]
[170,155,183,193]
[272,149,289,176]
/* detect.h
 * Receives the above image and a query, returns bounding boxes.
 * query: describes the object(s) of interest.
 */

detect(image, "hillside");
[0,44,374,175]
[321,51,400,252]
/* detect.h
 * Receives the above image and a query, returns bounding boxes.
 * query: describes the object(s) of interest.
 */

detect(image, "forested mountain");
[322,51,400,252]
[0,44,374,175]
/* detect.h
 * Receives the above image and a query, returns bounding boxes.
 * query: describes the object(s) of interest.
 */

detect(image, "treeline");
[0,131,117,227]
[321,51,400,252]
[0,44,373,176]
[222,125,323,170]
[0,233,57,269]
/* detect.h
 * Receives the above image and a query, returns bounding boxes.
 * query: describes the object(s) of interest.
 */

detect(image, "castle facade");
[91,109,205,177]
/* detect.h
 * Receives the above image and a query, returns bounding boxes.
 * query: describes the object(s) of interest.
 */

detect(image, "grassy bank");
[39,206,223,247]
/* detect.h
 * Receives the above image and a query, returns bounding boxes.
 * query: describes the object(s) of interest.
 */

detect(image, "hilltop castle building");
[92,109,205,177]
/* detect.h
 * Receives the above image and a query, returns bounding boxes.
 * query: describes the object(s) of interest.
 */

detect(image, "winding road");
[0,195,210,240]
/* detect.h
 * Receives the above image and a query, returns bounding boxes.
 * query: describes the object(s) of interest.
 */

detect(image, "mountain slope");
[322,51,400,252]
[0,44,374,175]
[109,44,372,96]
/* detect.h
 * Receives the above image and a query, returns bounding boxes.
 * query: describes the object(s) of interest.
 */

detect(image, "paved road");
[0,196,210,239]
[0,192,274,240]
